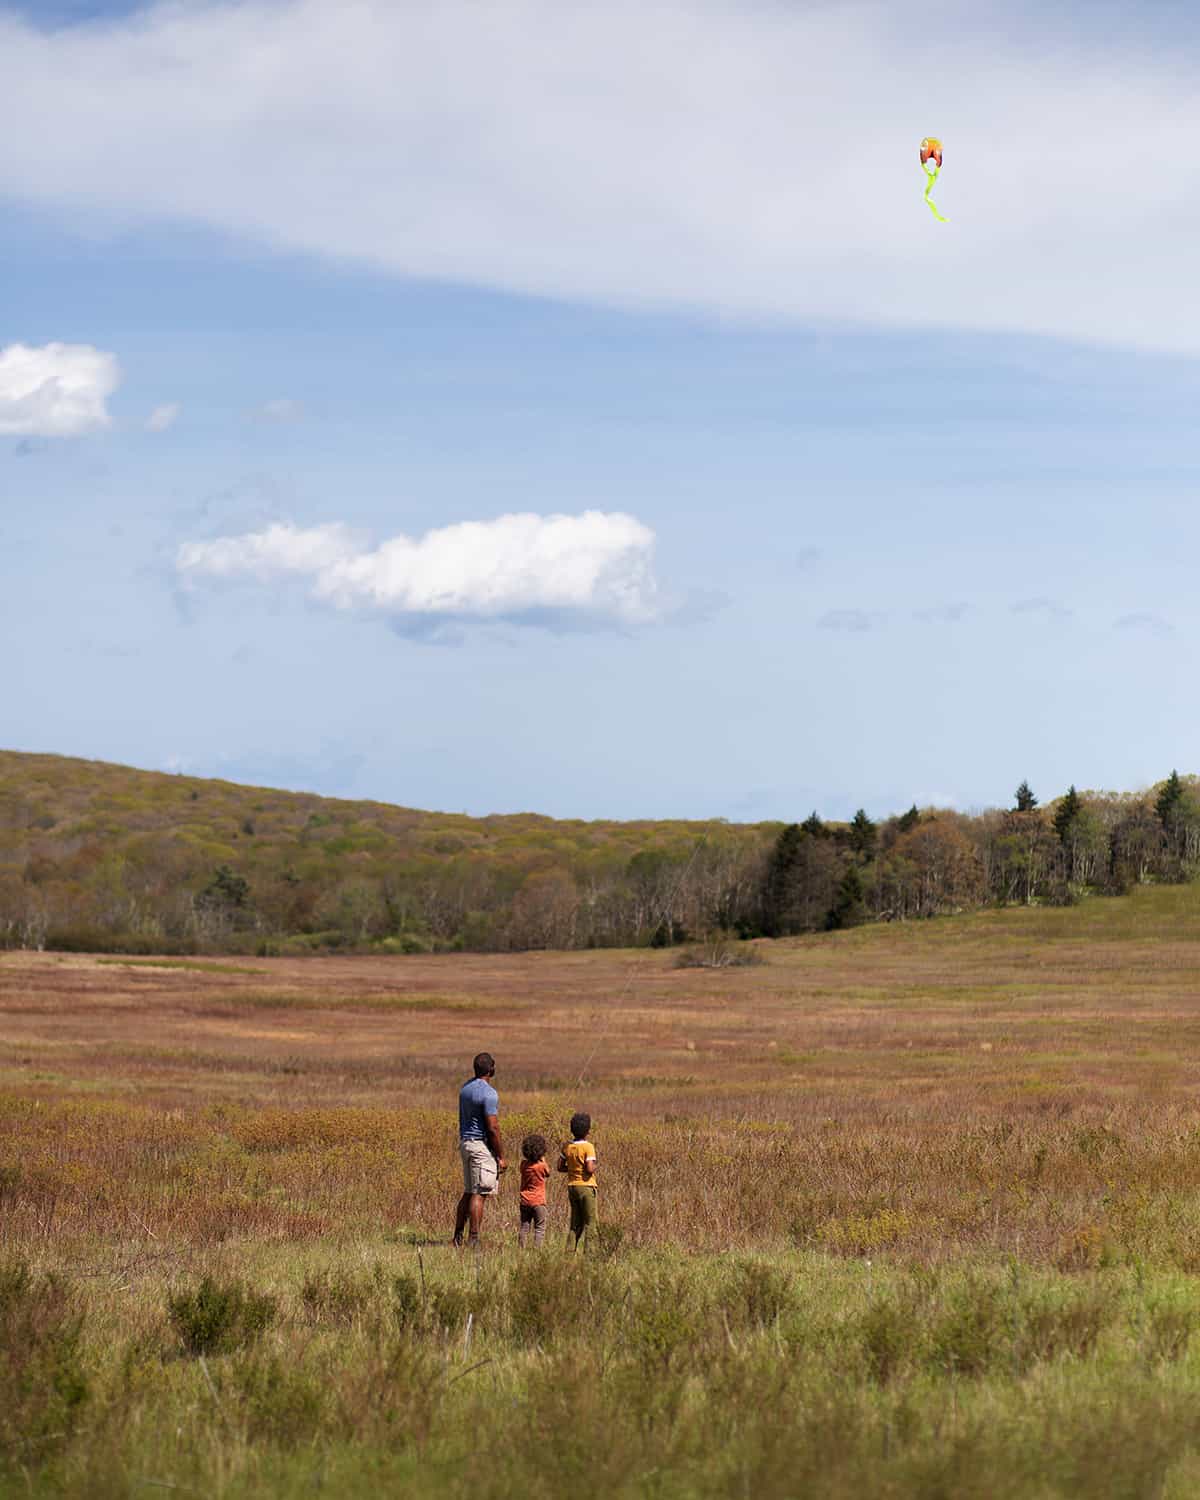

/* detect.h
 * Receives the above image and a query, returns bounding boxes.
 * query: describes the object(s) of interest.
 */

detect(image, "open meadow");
[7,886,1200,1496]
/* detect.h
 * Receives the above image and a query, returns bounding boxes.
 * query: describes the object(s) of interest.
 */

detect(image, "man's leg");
[467,1191,485,1244]
[453,1191,471,1245]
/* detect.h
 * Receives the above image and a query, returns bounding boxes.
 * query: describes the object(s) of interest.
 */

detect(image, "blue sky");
[3,0,1200,820]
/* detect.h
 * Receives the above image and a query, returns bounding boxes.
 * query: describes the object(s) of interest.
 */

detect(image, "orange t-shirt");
[520,1159,550,1206]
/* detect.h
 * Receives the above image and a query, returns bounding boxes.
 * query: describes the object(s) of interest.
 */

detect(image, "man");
[453,1051,506,1248]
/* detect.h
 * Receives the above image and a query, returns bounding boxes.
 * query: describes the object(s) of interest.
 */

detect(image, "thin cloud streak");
[1011,597,1072,619]
[817,609,886,633]
[1114,611,1173,636]
[2,3,1200,350]
[146,402,181,432]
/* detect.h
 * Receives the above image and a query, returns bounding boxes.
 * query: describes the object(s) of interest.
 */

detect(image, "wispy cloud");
[818,609,886,633]
[914,602,970,624]
[1011,597,1072,620]
[1114,611,1173,636]
[4,3,1200,351]
[0,342,118,437]
[145,402,181,432]
[252,398,305,425]
[177,512,661,631]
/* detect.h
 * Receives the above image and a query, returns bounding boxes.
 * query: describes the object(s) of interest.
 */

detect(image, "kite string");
[923,165,947,223]
[573,831,711,1090]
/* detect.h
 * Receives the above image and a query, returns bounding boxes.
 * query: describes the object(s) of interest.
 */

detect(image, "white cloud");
[177,512,659,629]
[2,3,1200,352]
[177,521,359,581]
[146,401,181,432]
[0,342,119,437]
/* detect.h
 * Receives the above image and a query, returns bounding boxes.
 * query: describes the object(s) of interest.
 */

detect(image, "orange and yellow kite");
[919,137,947,222]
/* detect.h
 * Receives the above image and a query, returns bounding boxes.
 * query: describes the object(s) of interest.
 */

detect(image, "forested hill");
[1,750,1197,957]
[0,750,776,954]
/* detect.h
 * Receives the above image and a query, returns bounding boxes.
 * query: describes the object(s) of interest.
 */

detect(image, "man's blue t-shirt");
[459,1077,499,1142]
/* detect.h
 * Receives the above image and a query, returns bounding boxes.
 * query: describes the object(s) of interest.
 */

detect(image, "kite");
[919,137,947,223]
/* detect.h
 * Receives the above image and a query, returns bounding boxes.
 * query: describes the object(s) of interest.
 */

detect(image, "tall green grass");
[7,1246,1200,1498]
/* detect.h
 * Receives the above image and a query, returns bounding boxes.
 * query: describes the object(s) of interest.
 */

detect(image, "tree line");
[1,752,1197,956]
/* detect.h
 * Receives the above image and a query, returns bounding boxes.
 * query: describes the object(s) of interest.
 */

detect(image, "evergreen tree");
[1156,770,1184,828]
[761,824,804,937]
[203,864,249,909]
[800,811,825,837]
[1014,780,1038,813]
[1053,786,1082,845]
[826,863,866,930]
[849,808,877,860]
[896,804,920,834]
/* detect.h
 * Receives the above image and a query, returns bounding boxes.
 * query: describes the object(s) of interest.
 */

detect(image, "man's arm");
[486,1113,505,1173]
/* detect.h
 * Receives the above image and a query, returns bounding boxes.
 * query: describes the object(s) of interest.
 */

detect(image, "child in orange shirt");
[518,1133,550,1248]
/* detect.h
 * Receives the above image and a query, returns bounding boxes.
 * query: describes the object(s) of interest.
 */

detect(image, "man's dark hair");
[473,1052,495,1077]
[570,1112,591,1139]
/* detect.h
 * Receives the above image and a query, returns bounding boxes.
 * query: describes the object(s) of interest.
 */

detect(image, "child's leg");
[519,1203,532,1248]
[568,1186,594,1250]
[567,1186,583,1249]
[577,1187,597,1251]
[532,1203,546,1247]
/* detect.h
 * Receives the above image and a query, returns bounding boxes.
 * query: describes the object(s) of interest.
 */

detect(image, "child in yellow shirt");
[557,1111,597,1252]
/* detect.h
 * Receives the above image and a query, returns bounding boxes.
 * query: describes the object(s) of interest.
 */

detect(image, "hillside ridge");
[2,748,1196,959]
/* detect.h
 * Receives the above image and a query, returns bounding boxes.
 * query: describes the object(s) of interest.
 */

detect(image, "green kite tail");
[923,164,947,223]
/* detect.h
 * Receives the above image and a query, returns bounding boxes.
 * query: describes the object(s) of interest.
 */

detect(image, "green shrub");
[507,1255,621,1351]
[1015,1283,1116,1367]
[231,1352,325,1443]
[629,1266,708,1375]
[855,1291,923,1384]
[300,1267,375,1327]
[393,1272,423,1328]
[0,1166,20,1208]
[1140,1290,1197,1363]
[0,1260,89,1467]
[167,1275,277,1356]
[724,1259,795,1329]
[926,1279,1010,1377]
[429,1285,473,1330]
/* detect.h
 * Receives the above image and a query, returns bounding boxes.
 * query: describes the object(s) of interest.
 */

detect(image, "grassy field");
[6,884,1200,1496]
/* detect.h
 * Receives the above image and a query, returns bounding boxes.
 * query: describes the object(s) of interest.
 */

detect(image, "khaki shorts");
[460,1139,499,1196]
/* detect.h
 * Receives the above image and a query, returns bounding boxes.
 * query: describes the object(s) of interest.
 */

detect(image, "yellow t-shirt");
[563,1139,597,1188]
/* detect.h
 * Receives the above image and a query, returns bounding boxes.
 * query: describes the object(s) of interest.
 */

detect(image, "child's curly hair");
[521,1132,547,1164]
